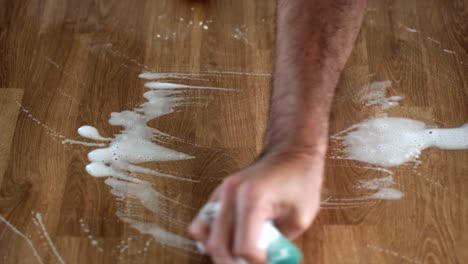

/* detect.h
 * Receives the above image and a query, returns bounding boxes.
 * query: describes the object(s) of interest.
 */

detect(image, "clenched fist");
[189,152,324,264]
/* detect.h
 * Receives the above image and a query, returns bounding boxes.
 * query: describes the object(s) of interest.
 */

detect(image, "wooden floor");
[1,0,467,263]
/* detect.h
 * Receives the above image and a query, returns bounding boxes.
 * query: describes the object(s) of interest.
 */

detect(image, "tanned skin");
[189,1,367,263]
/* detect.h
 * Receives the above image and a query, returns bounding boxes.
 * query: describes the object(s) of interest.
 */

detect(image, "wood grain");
[0,0,467,263]
[0,89,24,186]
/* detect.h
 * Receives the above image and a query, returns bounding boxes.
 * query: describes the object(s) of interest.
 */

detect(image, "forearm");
[264,0,366,157]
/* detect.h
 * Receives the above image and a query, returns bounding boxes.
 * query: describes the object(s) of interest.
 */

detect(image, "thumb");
[233,185,271,263]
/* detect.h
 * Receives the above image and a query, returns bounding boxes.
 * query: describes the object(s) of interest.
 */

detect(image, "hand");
[189,151,324,264]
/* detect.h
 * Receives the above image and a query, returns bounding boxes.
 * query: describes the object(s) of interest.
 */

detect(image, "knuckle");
[206,239,224,254]
[292,211,313,231]
[188,224,202,239]
[237,181,265,203]
[223,175,241,191]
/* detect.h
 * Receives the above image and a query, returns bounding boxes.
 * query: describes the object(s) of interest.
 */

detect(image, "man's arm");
[265,0,366,158]
[189,1,366,263]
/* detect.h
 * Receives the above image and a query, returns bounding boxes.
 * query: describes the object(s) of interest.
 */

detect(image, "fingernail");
[235,257,249,264]
[196,241,206,254]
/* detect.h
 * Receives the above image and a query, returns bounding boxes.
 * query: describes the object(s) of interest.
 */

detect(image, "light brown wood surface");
[0,0,467,263]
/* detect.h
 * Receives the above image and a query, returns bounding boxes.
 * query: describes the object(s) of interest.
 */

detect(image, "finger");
[196,241,207,254]
[189,217,211,243]
[233,184,271,263]
[274,217,306,240]
[274,207,316,240]
[206,178,239,264]
[189,189,223,243]
[189,203,219,242]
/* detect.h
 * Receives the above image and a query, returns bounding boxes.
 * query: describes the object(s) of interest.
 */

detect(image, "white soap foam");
[105,177,175,216]
[366,244,422,264]
[359,175,395,190]
[357,81,402,109]
[78,126,112,141]
[62,139,107,147]
[118,216,197,252]
[358,175,404,200]
[405,27,418,33]
[77,75,232,252]
[139,70,271,79]
[327,146,400,202]
[427,37,441,45]
[84,91,195,184]
[333,118,468,167]
[332,118,467,200]
[232,28,250,45]
[369,188,404,200]
[443,49,457,55]
[139,72,206,81]
[144,82,234,91]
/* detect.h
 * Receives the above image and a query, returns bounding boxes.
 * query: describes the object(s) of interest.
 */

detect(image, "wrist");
[256,147,326,182]
[259,142,327,165]
[262,130,329,158]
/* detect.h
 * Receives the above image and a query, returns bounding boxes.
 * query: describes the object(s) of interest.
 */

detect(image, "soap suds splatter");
[369,188,404,200]
[118,216,197,252]
[15,101,77,151]
[77,74,233,251]
[34,213,65,264]
[396,23,467,66]
[112,236,136,256]
[204,69,271,77]
[331,118,468,200]
[119,244,129,253]
[0,215,44,264]
[356,81,402,109]
[44,56,85,88]
[426,37,441,45]
[62,126,111,147]
[232,27,251,45]
[143,238,153,253]
[78,126,112,141]
[138,72,207,81]
[332,118,468,167]
[443,49,457,55]
[357,167,403,200]
[79,219,104,252]
[396,25,468,66]
[93,43,272,77]
[103,45,154,72]
[366,244,422,264]
[320,191,378,209]
[62,139,107,147]
[359,176,404,200]
[320,199,377,209]
[139,70,271,79]
[144,82,234,91]
[15,101,66,140]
